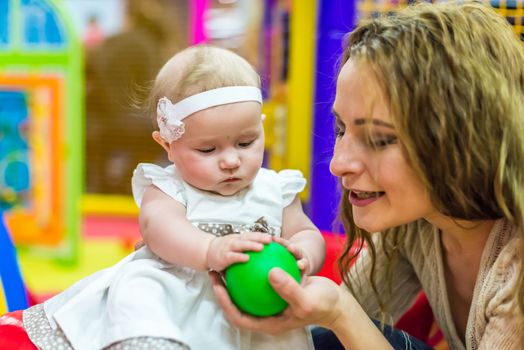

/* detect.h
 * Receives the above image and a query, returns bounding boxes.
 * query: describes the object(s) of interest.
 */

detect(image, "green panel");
[0,0,84,264]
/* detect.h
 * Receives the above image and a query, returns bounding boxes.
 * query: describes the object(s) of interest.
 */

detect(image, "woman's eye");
[334,123,345,138]
[238,140,254,148]
[197,148,215,153]
[370,135,397,148]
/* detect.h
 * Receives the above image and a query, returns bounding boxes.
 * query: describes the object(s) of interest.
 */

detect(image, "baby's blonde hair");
[146,45,261,126]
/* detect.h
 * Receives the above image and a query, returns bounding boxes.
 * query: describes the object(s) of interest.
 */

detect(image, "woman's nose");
[329,139,364,178]
[219,149,241,169]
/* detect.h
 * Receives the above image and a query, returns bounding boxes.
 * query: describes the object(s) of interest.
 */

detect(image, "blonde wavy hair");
[145,45,261,126]
[337,2,524,316]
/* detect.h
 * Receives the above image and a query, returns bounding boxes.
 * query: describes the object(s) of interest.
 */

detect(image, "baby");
[22,45,325,350]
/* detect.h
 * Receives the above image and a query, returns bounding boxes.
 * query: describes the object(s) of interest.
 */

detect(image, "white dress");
[24,164,314,350]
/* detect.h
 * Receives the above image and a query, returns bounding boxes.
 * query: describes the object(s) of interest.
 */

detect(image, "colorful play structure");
[0,0,83,262]
[1,0,523,348]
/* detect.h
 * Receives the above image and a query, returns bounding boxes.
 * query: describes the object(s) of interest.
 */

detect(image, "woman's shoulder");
[486,222,521,280]
[470,222,523,348]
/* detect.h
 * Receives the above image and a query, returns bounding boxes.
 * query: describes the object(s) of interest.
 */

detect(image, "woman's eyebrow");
[354,118,395,129]
[332,108,394,129]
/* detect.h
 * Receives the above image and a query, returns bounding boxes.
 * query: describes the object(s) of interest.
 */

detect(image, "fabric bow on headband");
[157,97,186,143]
[156,86,263,143]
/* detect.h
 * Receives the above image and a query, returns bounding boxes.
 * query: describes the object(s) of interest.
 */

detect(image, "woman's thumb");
[268,267,289,286]
[268,267,303,304]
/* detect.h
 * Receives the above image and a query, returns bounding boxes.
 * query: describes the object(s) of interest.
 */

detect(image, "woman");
[211,2,524,349]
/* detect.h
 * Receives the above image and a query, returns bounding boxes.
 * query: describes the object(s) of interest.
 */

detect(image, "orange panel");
[1,75,64,246]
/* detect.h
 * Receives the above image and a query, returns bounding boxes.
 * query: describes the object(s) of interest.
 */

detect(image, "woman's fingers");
[268,268,310,317]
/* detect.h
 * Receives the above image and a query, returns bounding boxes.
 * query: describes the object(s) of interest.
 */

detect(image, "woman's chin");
[353,217,387,233]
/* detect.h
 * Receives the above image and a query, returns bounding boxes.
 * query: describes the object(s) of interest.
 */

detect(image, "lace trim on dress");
[197,216,278,236]
[23,304,189,350]
[24,304,74,350]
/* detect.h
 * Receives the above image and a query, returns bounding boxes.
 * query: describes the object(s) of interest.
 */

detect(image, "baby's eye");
[197,147,215,153]
[238,140,254,148]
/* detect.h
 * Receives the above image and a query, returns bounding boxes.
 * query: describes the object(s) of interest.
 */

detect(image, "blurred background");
[0,2,522,342]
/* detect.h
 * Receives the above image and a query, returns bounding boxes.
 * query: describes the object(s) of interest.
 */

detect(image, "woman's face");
[329,59,435,232]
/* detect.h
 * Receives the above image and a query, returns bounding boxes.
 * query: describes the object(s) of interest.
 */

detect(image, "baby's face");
[167,101,264,196]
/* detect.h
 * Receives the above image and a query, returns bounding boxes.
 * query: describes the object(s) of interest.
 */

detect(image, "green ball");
[225,241,301,317]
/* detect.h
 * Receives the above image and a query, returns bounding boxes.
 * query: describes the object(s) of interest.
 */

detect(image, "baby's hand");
[272,236,311,276]
[206,232,272,272]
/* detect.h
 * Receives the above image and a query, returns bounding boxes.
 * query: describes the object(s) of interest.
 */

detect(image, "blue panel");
[0,0,9,46]
[0,91,30,211]
[0,213,29,312]
[22,0,66,48]
[309,0,357,232]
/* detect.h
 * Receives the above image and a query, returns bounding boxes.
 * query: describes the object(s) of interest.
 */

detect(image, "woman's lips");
[349,190,385,207]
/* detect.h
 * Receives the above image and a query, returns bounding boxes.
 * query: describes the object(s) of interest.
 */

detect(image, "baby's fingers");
[296,258,310,276]
[286,244,303,259]
[239,232,273,244]
[226,251,250,264]
[231,239,265,253]
[272,238,301,258]
[272,236,289,247]
[212,252,250,271]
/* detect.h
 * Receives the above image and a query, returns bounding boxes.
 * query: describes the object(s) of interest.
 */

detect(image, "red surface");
[83,215,142,251]
[83,215,141,240]
[396,293,435,341]
[316,231,345,283]
[0,311,37,350]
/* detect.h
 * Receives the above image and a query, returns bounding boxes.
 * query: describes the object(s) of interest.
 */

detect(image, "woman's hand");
[209,267,346,335]
[206,232,272,272]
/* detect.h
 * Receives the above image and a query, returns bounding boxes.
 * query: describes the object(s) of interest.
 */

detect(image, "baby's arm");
[280,196,325,275]
[139,185,271,271]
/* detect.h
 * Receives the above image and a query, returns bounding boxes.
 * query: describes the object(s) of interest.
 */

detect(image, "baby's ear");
[152,131,171,153]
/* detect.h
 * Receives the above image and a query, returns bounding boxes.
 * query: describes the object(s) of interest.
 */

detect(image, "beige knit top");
[348,218,523,350]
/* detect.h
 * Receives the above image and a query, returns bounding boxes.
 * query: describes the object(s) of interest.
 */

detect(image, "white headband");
[157,86,262,143]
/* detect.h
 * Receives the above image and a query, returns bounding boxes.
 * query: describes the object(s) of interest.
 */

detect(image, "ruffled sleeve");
[131,163,187,207]
[278,169,306,207]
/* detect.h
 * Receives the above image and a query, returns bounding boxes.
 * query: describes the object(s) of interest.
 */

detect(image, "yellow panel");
[18,237,131,295]
[82,194,139,216]
[287,0,318,199]
[0,283,6,315]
